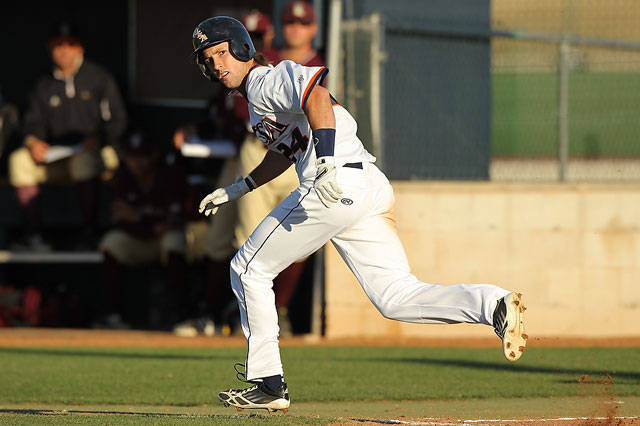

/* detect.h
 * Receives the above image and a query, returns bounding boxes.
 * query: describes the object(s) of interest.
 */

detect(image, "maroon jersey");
[266,48,324,67]
[293,49,324,67]
[111,163,187,239]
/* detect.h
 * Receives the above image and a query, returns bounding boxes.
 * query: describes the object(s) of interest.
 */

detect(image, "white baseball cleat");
[493,292,528,362]
[218,382,290,413]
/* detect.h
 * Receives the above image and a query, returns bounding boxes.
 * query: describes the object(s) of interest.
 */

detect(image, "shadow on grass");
[360,357,640,384]
[0,408,236,419]
[0,347,239,361]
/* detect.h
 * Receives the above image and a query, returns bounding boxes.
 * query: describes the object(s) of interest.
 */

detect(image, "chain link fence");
[492,0,640,181]
[332,0,640,182]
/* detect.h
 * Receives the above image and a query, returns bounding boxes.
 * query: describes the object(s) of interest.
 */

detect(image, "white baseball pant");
[230,162,510,380]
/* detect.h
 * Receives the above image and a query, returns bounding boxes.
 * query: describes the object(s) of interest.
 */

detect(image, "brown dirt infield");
[1,327,640,348]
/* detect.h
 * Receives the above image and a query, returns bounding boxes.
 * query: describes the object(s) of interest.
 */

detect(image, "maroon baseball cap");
[48,21,83,49]
[242,10,273,34]
[281,1,315,25]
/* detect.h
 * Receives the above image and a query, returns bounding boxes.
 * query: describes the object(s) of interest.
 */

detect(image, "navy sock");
[262,375,283,391]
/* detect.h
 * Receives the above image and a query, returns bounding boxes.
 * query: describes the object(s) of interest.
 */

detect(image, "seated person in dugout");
[8,21,126,250]
[97,132,187,329]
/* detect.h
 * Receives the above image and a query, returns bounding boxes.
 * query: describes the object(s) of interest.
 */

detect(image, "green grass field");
[1,345,639,424]
[492,72,640,157]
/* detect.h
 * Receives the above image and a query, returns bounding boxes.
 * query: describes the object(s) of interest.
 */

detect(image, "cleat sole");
[502,292,527,362]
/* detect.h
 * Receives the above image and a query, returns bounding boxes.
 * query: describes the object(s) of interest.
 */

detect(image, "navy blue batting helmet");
[192,16,257,81]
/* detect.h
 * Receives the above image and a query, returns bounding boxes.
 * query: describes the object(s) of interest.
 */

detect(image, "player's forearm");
[248,150,293,188]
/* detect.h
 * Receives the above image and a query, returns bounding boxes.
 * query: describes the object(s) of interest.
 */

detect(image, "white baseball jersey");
[227,60,517,382]
[245,60,376,184]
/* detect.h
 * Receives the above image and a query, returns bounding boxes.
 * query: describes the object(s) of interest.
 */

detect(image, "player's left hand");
[314,157,342,208]
[198,177,251,216]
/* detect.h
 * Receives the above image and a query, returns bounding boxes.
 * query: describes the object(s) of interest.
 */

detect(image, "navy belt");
[343,162,363,169]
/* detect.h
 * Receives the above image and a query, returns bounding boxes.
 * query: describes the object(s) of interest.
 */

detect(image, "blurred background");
[0,0,638,338]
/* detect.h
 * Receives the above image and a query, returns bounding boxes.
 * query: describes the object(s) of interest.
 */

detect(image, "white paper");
[181,138,237,159]
[44,144,82,163]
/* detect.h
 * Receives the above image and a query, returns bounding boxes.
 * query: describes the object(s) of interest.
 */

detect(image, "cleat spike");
[506,342,511,348]
[281,409,289,413]
[519,346,525,352]
[223,402,229,407]
[236,407,243,412]
[522,333,529,340]
[514,300,520,306]
[510,351,516,358]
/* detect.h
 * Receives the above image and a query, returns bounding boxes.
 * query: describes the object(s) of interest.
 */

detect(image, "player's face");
[202,42,249,89]
[282,21,317,49]
[51,42,84,70]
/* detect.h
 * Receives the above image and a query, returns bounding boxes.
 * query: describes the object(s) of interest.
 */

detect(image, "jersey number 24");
[276,128,308,163]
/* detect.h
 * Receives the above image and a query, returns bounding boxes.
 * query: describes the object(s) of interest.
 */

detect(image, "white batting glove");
[314,157,342,208]
[198,178,252,217]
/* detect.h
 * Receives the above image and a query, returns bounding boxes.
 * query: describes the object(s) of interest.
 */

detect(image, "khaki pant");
[235,136,299,246]
[9,146,119,186]
[99,229,186,264]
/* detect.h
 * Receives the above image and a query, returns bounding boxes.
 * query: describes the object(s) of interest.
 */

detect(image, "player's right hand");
[314,157,342,208]
[198,178,251,217]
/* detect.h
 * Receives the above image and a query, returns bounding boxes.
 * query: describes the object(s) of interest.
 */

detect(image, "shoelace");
[233,363,261,386]
[230,363,288,398]
[234,363,250,383]
[225,364,260,396]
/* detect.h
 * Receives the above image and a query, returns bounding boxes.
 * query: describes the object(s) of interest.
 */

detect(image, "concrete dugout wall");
[324,182,640,338]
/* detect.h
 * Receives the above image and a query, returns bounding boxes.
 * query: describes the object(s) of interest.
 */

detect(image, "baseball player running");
[192,16,527,413]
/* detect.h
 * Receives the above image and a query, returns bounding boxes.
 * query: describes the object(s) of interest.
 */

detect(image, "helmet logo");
[195,29,208,42]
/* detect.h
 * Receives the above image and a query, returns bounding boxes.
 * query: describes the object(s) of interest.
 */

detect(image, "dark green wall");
[352,0,491,179]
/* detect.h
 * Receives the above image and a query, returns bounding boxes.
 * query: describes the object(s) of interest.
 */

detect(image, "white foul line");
[364,416,640,425]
